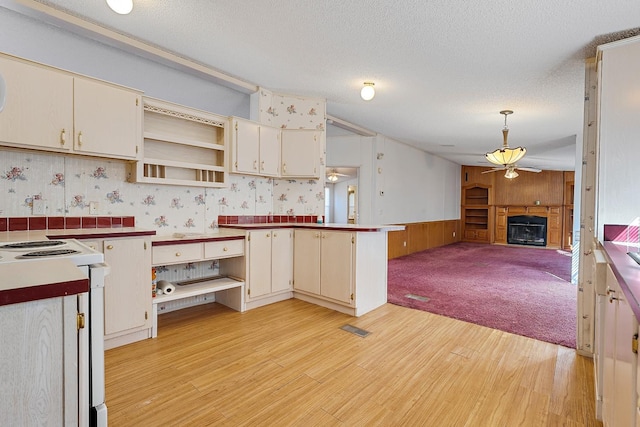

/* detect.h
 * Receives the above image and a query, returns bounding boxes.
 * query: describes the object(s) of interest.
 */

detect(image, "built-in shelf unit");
[129,97,228,188]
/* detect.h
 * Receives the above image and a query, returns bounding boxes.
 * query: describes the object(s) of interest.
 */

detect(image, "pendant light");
[485,110,526,166]
[106,0,133,14]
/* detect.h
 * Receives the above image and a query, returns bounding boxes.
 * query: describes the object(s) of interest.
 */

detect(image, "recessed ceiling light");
[106,0,133,14]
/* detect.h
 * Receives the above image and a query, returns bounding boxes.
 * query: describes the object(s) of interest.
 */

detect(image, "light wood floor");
[105,300,602,426]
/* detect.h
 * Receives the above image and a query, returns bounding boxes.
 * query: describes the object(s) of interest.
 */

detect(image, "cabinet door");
[495,207,507,243]
[73,78,141,159]
[0,55,73,151]
[271,229,293,293]
[320,231,354,304]
[103,238,151,336]
[293,229,321,294]
[281,129,320,178]
[602,265,618,425]
[232,118,260,174]
[547,207,562,247]
[248,230,273,299]
[259,126,280,176]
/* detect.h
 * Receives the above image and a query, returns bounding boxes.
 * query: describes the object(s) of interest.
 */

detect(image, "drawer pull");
[106,245,114,250]
[60,129,66,145]
[223,247,228,252]
[175,252,181,257]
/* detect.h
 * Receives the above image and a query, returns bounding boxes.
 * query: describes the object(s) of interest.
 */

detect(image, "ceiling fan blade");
[516,167,542,173]
[481,168,504,174]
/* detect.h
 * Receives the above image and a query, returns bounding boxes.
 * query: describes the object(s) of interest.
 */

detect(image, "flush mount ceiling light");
[106,0,133,14]
[360,82,375,101]
[485,110,526,166]
[327,173,339,182]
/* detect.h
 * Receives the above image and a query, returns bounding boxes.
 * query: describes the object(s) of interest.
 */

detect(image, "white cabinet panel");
[320,231,353,304]
[0,55,73,151]
[247,230,273,299]
[103,238,151,337]
[281,129,320,178]
[258,125,280,176]
[293,229,321,294]
[233,117,260,174]
[73,77,141,159]
[0,53,142,160]
[271,229,293,293]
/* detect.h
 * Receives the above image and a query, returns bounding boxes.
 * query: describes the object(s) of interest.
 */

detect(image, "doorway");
[325,167,358,224]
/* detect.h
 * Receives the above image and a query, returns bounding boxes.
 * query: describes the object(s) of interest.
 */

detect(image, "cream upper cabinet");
[73,77,141,159]
[231,117,280,177]
[281,129,320,178]
[233,117,260,174]
[0,55,73,151]
[0,53,142,160]
[258,125,281,176]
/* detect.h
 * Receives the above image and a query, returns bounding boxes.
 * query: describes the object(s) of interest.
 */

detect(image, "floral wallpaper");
[0,149,324,234]
[254,88,326,131]
[0,90,327,233]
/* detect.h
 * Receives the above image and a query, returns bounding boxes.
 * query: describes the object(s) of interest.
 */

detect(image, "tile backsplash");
[0,149,323,234]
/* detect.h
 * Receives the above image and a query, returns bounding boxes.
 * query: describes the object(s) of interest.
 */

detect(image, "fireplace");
[508,215,547,247]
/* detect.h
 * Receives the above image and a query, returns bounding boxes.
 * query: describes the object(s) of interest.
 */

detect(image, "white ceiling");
[11,0,640,171]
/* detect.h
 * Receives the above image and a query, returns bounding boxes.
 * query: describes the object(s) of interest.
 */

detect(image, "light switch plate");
[32,199,45,215]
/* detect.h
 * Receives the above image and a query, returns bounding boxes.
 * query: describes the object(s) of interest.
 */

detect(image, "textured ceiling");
[13,0,640,170]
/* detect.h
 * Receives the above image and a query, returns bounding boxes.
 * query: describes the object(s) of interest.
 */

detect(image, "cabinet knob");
[223,247,228,251]
[175,252,181,257]
[266,233,271,238]
[60,129,66,145]
[273,233,277,237]
[315,233,320,238]
[106,245,114,250]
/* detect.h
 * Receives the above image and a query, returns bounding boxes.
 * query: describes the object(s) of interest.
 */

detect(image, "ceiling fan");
[326,168,350,182]
[481,164,541,179]
[483,110,541,178]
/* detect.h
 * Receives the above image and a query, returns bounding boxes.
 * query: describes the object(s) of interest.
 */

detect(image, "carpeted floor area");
[387,242,576,348]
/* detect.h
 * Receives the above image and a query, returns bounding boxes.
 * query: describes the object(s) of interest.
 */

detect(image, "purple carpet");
[388,242,576,348]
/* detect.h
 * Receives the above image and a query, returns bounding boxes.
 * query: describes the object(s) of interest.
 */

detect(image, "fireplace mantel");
[495,205,562,247]
[500,205,562,217]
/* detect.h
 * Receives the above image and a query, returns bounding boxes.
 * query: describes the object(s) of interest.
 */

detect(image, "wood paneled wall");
[461,166,566,206]
[494,170,564,206]
[388,219,460,259]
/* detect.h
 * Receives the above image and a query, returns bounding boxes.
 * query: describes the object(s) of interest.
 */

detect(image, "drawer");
[153,243,203,265]
[204,239,244,259]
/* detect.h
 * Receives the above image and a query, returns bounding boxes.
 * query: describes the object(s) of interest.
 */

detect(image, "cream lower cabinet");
[293,229,388,316]
[84,237,152,349]
[246,229,293,308]
[0,53,141,160]
[0,295,80,426]
[602,264,638,427]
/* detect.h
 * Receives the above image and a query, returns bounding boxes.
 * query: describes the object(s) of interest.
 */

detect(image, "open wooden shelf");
[129,97,228,188]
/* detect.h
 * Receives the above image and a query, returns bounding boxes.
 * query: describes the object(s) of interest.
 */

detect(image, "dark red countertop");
[602,241,640,321]
[0,258,89,306]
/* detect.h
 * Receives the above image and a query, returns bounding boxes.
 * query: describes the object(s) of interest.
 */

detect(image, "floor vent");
[405,293,430,302]
[341,324,371,337]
